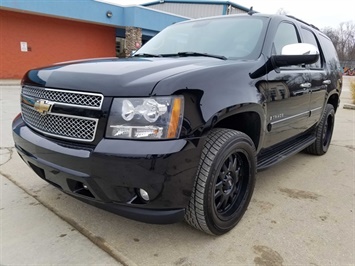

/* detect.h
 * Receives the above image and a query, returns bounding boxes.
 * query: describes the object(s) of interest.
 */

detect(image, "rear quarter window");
[318,34,341,71]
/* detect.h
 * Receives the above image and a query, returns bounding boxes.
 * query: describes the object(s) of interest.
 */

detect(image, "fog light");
[83,184,89,190]
[139,188,149,201]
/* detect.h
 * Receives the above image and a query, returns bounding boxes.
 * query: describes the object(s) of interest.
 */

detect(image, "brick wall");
[0,10,116,79]
[124,27,142,57]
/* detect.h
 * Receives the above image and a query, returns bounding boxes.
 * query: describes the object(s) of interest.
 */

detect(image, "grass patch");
[351,81,355,104]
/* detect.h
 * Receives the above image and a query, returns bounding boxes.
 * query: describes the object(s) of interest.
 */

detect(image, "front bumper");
[12,115,205,224]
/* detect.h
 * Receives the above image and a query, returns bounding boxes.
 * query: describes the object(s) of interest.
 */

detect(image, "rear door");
[300,27,328,126]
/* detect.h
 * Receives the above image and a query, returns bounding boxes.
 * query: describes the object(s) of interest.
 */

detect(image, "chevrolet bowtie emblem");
[34,99,52,115]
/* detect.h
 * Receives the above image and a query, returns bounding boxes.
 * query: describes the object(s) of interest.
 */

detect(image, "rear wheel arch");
[327,92,339,112]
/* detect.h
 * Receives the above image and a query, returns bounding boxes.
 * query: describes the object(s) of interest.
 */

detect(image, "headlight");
[106,96,184,139]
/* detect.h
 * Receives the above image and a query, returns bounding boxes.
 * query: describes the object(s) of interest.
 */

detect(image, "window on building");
[116,37,126,57]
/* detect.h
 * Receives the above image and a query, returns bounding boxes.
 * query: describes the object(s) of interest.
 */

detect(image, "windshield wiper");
[133,52,227,60]
[133,53,162,58]
[175,52,227,60]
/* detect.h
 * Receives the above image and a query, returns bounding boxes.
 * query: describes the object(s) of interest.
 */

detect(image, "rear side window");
[318,34,341,71]
[301,28,322,69]
[272,22,300,55]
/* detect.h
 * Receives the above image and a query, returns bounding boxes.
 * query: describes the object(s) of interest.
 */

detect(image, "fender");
[152,58,267,140]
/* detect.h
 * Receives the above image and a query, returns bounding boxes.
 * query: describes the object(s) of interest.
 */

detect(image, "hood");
[23,57,236,97]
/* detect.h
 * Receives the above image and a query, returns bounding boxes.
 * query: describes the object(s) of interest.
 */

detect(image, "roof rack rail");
[286,15,320,31]
[247,6,258,15]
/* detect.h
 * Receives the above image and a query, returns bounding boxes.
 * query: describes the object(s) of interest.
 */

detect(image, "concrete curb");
[1,170,134,266]
[1,170,123,265]
[0,79,21,86]
[343,103,355,110]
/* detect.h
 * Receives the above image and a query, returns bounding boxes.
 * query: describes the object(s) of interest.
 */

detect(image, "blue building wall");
[0,0,188,36]
[143,0,249,15]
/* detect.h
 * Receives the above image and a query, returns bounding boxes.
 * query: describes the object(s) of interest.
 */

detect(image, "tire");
[306,104,335,155]
[185,128,256,235]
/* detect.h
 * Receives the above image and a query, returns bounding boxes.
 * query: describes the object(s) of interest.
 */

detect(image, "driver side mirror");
[273,43,319,67]
[250,43,320,79]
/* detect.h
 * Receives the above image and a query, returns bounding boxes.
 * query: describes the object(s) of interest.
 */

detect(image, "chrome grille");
[22,85,103,109]
[21,104,98,142]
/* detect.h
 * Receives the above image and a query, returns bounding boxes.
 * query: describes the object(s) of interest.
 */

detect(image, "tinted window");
[137,16,268,60]
[318,34,341,71]
[273,22,300,55]
[301,28,322,69]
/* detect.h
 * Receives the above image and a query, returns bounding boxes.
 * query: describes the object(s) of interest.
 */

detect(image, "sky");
[100,0,354,29]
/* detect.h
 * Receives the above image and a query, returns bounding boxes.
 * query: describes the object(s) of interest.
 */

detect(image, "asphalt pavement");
[0,77,354,265]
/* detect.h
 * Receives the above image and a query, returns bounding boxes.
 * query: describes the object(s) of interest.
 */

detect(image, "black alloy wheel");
[185,128,256,235]
[306,104,335,155]
[214,152,248,219]
[322,110,334,149]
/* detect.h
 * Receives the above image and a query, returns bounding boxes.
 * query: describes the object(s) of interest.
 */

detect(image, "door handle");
[293,90,309,96]
[323,80,331,85]
[300,83,311,88]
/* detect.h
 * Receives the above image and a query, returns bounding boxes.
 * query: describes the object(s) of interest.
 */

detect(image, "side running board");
[257,134,316,170]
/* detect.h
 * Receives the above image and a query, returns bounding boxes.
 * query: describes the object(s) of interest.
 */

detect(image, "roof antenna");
[248,6,256,15]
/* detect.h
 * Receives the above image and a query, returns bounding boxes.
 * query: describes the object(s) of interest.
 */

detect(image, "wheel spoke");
[231,156,237,172]
[215,180,223,190]
[230,182,238,195]
[216,200,222,210]
[220,194,228,210]
[234,170,240,183]
[227,155,234,171]
[230,192,237,205]
[216,194,226,210]
[228,194,234,206]
[234,158,241,181]
[222,163,228,173]
[215,181,223,198]
[232,184,240,200]
[216,194,226,212]
[215,189,222,198]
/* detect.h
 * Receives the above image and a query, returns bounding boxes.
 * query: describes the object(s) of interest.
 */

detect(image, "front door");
[261,21,311,148]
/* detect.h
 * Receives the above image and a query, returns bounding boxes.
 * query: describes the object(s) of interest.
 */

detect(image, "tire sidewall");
[320,105,335,153]
[204,134,256,234]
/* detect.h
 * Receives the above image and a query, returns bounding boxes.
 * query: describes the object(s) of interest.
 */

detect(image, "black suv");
[13,13,342,235]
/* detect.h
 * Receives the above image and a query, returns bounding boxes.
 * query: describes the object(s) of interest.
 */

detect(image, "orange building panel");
[0,9,116,79]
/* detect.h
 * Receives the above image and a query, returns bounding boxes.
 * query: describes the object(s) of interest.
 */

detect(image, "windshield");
[136,15,268,60]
